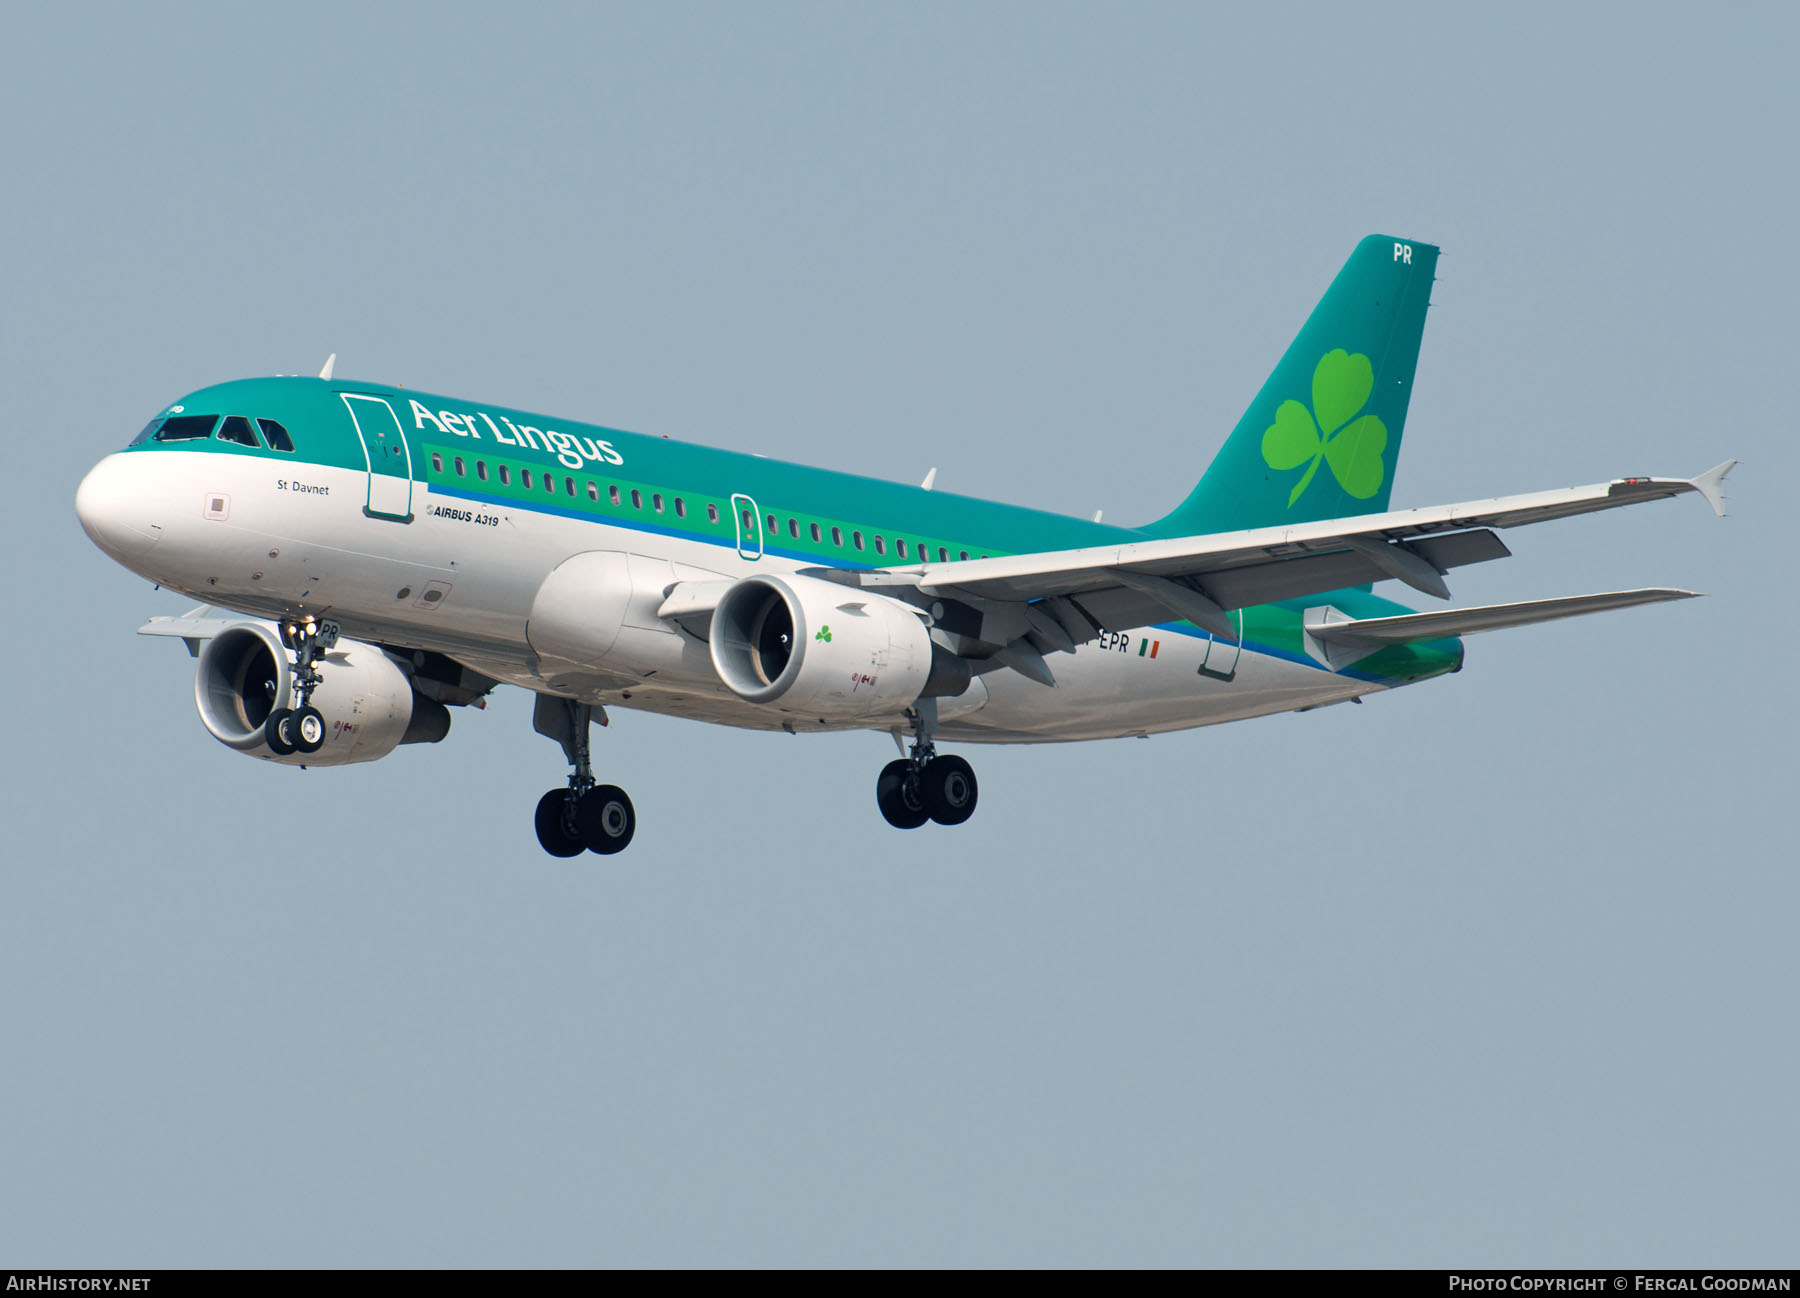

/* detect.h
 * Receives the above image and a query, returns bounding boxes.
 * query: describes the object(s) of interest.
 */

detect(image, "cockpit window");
[216,416,260,447]
[154,414,219,442]
[256,419,295,452]
[130,418,164,446]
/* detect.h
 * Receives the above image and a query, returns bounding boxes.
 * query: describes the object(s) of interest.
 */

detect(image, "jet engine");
[194,622,450,766]
[708,573,939,721]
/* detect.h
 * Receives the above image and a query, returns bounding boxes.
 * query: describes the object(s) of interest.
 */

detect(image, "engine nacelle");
[709,573,933,721]
[194,623,450,766]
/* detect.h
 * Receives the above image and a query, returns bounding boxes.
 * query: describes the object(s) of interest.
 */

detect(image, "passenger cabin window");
[499,465,511,485]
[675,497,686,518]
[522,469,533,489]
[809,522,821,542]
[630,489,642,509]
[565,477,575,496]
[958,550,969,561]
[256,419,295,452]
[874,535,885,555]
[477,461,489,481]
[587,482,599,501]
[216,416,259,447]
[938,547,948,562]
[455,456,466,476]
[154,414,218,442]
[788,518,799,538]
[741,509,754,531]
[830,527,842,546]
[896,539,907,558]
[431,452,444,473]
[766,514,778,534]
[653,493,664,513]
[707,503,719,524]
[853,530,864,551]
[609,485,621,505]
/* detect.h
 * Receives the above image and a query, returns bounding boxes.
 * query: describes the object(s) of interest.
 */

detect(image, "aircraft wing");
[137,605,248,656]
[853,462,1734,641]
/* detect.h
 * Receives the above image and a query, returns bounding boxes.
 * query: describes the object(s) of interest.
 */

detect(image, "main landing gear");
[264,617,339,756]
[876,698,979,830]
[532,695,636,858]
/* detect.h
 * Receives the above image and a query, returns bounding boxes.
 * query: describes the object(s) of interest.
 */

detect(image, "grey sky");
[3,0,1793,1267]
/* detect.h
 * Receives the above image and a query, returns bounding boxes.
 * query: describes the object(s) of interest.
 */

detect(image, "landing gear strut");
[876,698,979,829]
[264,617,337,756]
[532,695,636,857]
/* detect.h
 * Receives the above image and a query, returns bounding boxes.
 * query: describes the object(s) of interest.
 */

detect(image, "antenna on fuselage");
[1092,509,1104,523]
[921,467,937,491]
[318,353,337,380]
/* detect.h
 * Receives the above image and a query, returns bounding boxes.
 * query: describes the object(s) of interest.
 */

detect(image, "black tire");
[576,784,636,855]
[922,754,978,826]
[292,706,326,754]
[264,708,297,755]
[875,758,930,829]
[534,789,586,858]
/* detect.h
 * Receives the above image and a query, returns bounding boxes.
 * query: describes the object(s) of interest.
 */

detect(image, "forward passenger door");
[341,394,413,522]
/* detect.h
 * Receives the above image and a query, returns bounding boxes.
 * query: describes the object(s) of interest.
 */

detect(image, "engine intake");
[194,622,449,765]
[709,574,934,721]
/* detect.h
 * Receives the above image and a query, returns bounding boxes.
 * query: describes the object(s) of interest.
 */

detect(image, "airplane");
[75,235,1732,857]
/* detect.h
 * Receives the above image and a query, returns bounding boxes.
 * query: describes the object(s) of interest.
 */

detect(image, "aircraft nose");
[75,454,163,560]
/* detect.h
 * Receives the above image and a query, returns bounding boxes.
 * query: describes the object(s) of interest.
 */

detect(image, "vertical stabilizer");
[1151,235,1438,536]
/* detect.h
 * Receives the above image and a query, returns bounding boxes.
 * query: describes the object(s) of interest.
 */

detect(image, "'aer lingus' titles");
[407,399,625,471]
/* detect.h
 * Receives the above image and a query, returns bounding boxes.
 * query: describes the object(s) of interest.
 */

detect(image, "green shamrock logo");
[815,625,832,643]
[1261,349,1388,507]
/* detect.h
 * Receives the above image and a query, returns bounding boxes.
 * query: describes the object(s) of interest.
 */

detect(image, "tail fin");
[1151,235,1439,536]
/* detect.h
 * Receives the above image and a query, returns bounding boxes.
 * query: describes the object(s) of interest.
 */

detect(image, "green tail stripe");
[1150,234,1438,537]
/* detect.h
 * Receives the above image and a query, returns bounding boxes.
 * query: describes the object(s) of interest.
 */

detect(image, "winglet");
[318,352,337,381]
[1689,460,1736,517]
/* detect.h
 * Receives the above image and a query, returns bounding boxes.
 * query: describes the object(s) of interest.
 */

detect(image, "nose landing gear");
[532,695,637,857]
[264,617,338,756]
[876,699,979,829]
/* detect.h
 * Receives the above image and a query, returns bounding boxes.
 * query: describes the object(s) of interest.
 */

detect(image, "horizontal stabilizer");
[1304,588,1699,647]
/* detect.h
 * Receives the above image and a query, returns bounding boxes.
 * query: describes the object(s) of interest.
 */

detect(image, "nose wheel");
[875,701,979,828]
[264,618,337,755]
[532,695,637,857]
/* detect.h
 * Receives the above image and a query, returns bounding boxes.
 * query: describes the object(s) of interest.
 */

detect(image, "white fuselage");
[78,449,1385,742]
